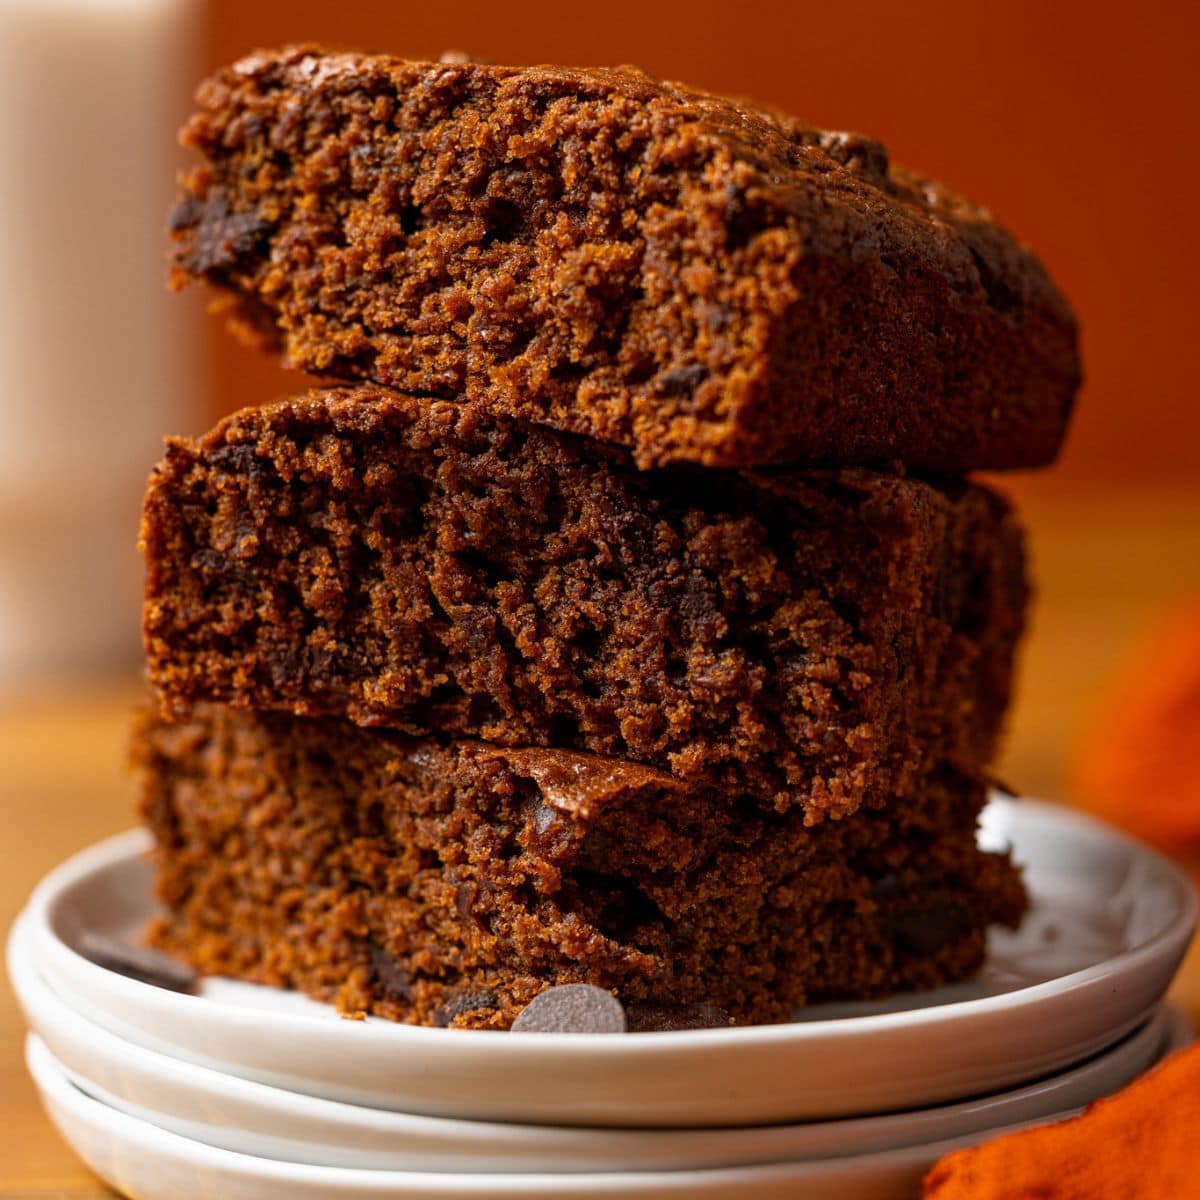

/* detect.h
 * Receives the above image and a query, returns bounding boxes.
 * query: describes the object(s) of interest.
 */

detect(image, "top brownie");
[169,45,1080,471]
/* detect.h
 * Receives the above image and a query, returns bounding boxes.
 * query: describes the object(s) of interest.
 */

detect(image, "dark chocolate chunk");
[655,364,709,397]
[625,1002,732,1032]
[366,941,413,1002]
[510,984,627,1033]
[77,931,197,993]
[433,988,499,1028]
[884,900,973,957]
[180,189,274,275]
[167,193,204,233]
[869,873,904,902]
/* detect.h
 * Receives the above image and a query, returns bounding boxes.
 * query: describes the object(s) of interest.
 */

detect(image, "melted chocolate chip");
[869,873,903,902]
[77,932,197,994]
[434,988,499,1027]
[884,900,972,956]
[168,193,204,232]
[179,189,274,275]
[655,363,709,397]
[366,941,413,1002]
[625,1002,731,1032]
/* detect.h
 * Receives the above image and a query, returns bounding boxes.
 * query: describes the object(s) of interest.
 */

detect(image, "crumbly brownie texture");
[135,704,1027,1028]
[169,45,1079,472]
[141,389,1028,819]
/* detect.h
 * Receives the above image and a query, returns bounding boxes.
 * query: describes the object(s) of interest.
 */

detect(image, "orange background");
[199,0,1199,487]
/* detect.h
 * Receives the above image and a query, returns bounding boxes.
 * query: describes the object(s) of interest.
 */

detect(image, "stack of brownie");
[134,46,1079,1029]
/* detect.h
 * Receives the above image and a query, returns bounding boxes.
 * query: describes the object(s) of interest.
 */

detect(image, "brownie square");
[142,388,1027,819]
[170,46,1078,472]
[136,704,1026,1028]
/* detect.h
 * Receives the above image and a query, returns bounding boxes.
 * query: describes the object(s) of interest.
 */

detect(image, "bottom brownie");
[134,705,1026,1029]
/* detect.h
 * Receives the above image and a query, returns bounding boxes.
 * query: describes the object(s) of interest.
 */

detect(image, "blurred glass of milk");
[0,0,201,685]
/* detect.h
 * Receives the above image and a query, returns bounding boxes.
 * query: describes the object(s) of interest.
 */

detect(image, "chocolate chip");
[434,988,498,1027]
[625,1002,732,1032]
[655,364,709,397]
[524,794,565,839]
[511,984,627,1033]
[180,189,274,275]
[366,941,413,1002]
[869,873,903,902]
[168,193,204,232]
[76,932,197,994]
[884,900,972,957]
[451,877,492,935]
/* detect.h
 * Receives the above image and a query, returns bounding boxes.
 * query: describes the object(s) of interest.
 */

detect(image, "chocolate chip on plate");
[625,1002,732,1032]
[511,984,627,1033]
[76,931,197,994]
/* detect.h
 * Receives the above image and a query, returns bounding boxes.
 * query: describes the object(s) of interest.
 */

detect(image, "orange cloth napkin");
[1072,599,1200,854]
[922,1040,1200,1198]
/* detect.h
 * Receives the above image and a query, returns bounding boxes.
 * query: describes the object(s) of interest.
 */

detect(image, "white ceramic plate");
[23,798,1198,1127]
[23,1032,1119,1200]
[9,916,1185,1173]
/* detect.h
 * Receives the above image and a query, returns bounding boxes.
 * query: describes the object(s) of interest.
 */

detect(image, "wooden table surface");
[2,481,1199,1196]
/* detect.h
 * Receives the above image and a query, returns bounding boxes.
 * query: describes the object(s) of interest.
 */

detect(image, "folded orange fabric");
[1073,599,1200,854]
[922,1040,1200,1198]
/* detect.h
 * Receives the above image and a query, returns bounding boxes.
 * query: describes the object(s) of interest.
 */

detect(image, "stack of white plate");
[9,797,1198,1200]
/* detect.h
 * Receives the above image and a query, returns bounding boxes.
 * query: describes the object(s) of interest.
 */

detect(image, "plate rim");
[20,1031,1085,1194]
[23,797,1199,1053]
[9,911,1183,1167]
